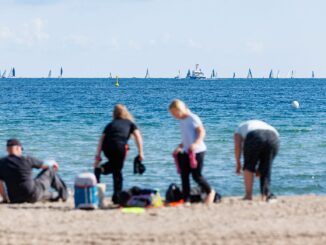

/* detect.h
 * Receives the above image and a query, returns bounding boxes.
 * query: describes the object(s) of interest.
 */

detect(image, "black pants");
[94,143,127,203]
[243,130,279,196]
[30,168,67,203]
[179,152,211,202]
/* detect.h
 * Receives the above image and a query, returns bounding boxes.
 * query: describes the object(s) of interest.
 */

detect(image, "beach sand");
[0,195,325,245]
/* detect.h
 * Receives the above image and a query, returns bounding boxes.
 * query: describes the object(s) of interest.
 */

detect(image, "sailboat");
[269,69,274,79]
[145,68,150,79]
[233,72,236,79]
[1,70,7,78]
[48,70,52,78]
[186,69,191,79]
[312,71,315,78]
[276,70,280,79]
[290,70,294,79]
[109,73,113,79]
[174,70,181,79]
[7,67,15,78]
[210,69,217,79]
[59,67,63,78]
[247,68,253,79]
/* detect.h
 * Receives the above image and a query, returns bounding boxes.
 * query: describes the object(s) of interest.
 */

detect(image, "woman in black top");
[94,104,144,203]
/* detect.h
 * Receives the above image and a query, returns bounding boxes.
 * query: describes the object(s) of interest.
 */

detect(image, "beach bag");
[118,187,163,208]
[74,173,98,209]
[190,186,222,203]
[165,183,183,203]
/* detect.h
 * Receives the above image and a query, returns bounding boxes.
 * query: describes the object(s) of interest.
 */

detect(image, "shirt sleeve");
[130,122,138,134]
[102,123,111,135]
[25,156,44,169]
[192,114,203,128]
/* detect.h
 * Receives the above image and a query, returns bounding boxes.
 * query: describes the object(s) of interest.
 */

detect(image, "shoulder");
[189,113,203,125]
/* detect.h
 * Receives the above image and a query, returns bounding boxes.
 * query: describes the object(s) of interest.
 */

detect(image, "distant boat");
[276,70,280,79]
[1,70,7,78]
[189,64,206,79]
[247,68,253,79]
[59,67,63,78]
[109,73,112,79]
[145,68,150,79]
[48,70,52,78]
[269,69,274,79]
[174,70,181,79]
[233,72,236,79]
[210,69,217,79]
[7,67,16,78]
[186,69,191,78]
[115,76,119,87]
[290,70,294,79]
[312,71,315,78]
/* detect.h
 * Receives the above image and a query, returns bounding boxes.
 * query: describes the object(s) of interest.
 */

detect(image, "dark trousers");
[31,168,67,203]
[94,143,127,203]
[179,152,211,202]
[244,130,279,196]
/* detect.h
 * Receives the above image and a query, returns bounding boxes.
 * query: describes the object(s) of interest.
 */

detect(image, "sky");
[1,0,326,78]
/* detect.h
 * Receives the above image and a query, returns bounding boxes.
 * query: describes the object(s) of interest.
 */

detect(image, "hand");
[93,159,101,168]
[173,147,182,155]
[52,162,59,171]
[236,163,242,175]
[138,152,144,161]
[255,170,261,177]
[189,143,196,152]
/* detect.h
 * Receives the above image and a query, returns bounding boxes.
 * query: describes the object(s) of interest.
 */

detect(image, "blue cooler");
[74,173,98,209]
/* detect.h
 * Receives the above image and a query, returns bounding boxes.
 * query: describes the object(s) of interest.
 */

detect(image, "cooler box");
[74,173,98,209]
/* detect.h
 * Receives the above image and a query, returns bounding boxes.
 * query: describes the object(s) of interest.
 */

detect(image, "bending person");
[94,104,144,204]
[234,120,280,201]
[169,99,215,204]
[0,139,68,203]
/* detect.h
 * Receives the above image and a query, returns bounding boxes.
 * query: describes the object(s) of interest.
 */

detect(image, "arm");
[234,133,242,175]
[133,129,144,160]
[0,181,9,203]
[189,126,206,152]
[94,134,105,167]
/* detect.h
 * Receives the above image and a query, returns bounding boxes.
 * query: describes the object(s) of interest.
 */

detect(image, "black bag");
[165,183,183,203]
[190,186,222,203]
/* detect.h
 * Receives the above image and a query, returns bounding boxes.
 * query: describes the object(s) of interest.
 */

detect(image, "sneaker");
[266,193,277,203]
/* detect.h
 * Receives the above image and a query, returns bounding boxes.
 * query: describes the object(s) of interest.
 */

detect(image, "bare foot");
[242,195,252,201]
[205,190,216,204]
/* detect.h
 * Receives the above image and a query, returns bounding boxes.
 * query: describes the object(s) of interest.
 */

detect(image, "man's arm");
[189,126,206,152]
[234,133,242,175]
[133,129,144,161]
[0,181,9,203]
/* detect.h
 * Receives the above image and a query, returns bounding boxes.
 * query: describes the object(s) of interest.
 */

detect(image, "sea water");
[0,78,325,196]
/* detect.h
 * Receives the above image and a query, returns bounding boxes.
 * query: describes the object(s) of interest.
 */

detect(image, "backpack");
[165,183,183,203]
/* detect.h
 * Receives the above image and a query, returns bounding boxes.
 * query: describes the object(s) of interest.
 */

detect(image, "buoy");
[291,100,300,109]
[115,76,119,87]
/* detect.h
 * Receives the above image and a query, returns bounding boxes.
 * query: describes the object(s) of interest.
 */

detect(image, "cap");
[6,139,22,147]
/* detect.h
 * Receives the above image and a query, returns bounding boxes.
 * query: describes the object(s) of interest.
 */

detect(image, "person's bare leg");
[243,170,254,200]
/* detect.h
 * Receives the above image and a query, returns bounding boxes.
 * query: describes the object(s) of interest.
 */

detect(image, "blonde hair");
[113,104,134,122]
[169,99,190,114]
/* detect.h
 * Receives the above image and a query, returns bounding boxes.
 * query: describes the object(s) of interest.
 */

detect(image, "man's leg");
[243,170,255,200]
[34,168,68,202]
[179,153,191,202]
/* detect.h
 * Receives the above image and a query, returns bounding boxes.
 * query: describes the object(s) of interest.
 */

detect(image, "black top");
[0,155,43,203]
[102,119,137,148]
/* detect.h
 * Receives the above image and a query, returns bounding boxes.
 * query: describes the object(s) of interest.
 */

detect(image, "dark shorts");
[243,130,279,173]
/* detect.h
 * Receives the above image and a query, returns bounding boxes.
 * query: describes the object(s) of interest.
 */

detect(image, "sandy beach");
[0,195,325,245]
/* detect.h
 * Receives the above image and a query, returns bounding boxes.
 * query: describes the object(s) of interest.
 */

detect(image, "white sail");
[109,73,112,79]
[2,70,7,78]
[276,70,280,79]
[291,70,294,79]
[48,70,52,78]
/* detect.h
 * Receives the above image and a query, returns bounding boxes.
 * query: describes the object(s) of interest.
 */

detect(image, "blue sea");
[0,78,325,197]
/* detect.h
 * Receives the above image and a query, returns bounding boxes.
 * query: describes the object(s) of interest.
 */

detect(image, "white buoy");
[291,100,300,109]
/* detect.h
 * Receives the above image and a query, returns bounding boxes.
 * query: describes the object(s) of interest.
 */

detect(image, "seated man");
[0,139,68,203]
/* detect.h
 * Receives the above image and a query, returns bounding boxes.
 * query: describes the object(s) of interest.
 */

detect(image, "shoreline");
[1,195,325,244]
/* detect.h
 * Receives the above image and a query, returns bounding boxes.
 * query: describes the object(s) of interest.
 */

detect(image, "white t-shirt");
[235,120,279,139]
[180,113,207,153]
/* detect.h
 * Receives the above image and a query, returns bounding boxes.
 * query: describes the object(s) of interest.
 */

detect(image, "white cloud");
[0,26,13,41]
[128,39,141,50]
